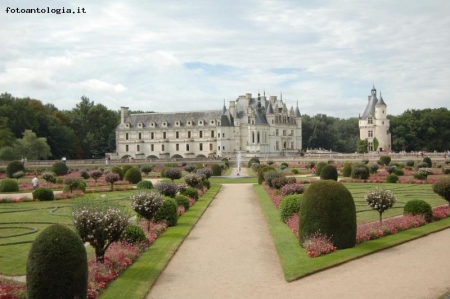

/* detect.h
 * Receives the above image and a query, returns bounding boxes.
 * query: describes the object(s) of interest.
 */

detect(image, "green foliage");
[184,173,203,189]
[63,177,84,193]
[130,191,164,231]
[140,165,153,175]
[432,177,450,205]
[280,194,301,222]
[315,162,327,176]
[379,155,391,166]
[247,157,260,168]
[386,174,399,183]
[14,130,52,160]
[291,168,299,175]
[122,164,133,175]
[123,224,147,245]
[0,178,19,192]
[351,164,370,179]
[111,166,124,180]
[175,194,190,211]
[264,171,285,188]
[342,162,352,177]
[211,164,222,176]
[320,164,338,181]
[164,168,182,181]
[394,169,404,176]
[373,137,379,152]
[300,181,356,249]
[202,179,211,190]
[26,224,87,299]
[137,180,153,189]
[403,200,432,222]
[406,160,415,167]
[422,157,432,167]
[369,163,379,173]
[356,139,368,153]
[6,160,25,178]
[257,165,274,185]
[0,146,18,160]
[442,167,450,175]
[154,197,178,227]
[414,173,427,180]
[80,170,90,179]
[124,167,142,184]
[365,187,397,223]
[267,161,274,165]
[181,187,199,200]
[51,161,69,176]
[386,165,397,174]
[183,165,196,173]
[32,187,54,201]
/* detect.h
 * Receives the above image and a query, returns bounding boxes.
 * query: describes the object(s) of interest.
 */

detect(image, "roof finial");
[296,100,298,106]
[280,91,282,101]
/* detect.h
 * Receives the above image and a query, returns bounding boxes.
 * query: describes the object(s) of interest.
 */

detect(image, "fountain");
[236,151,241,176]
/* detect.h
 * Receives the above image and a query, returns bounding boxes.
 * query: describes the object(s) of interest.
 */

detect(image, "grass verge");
[99,184,221,299]
[254,184,450,282]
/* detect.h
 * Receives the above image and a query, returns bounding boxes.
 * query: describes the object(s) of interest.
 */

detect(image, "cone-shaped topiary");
[26,224,88,299]
[300,180,356,249]
[51,161,69,176]
[125,167,142,184]
[320,164,338,181]
[6,160,25,178]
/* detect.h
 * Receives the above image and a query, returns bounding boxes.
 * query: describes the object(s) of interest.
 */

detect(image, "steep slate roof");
[295,101,301,117]
[377,92,386,106]
[361,86,379,119]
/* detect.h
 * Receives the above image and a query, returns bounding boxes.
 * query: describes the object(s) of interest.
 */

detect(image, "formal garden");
[0,155,450,298]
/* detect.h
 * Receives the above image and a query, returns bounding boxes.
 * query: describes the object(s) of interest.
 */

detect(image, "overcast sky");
[1,0,449,118]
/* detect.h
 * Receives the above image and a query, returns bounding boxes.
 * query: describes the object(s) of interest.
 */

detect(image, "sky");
[1,0,449,118]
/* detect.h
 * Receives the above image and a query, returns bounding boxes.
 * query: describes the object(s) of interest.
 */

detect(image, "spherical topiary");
[404,199,433,222]
[80,170,90,180]
[342,162,352,177]
[32,188,54,201]
[51,162,69,176]
[291,169,299,175]
[140,165,153,175]
[137,180,153,189]
[202,179,211,190]
[320,164,338,181]
[386,174,399,183]
[26,224,87,299]
[423,157,432,168]
[154,197,178,226]
[264,171,285,188]
[211,164,222,176]
[0,178,19,192]
[122,164,133,175]
[155,181,179,198]
[380,155,391,166]
[181,187,199,201]
[6,160,25,178]
[300,180,356,249]
[164,168,182,181]
[280,194,301,222]
[123,224,147,245]
[369,163,379,173]
[125,167,142,184]
[315,162,327,176]
[175,194,190,211]
[111,166,124,180]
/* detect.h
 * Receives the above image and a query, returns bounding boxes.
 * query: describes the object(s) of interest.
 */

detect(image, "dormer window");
[125,122,130,128]
[150,122,155,127]
[210,120,214,125]
[368,117,373,124]
[137,122,143,128]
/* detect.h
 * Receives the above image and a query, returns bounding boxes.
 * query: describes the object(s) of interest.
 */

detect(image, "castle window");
[222,146,225,150]
[368,130,373,138]
[291,142,294,149]
[382,121,384,125]
[138,133,142,140]
[276,129,279,136]
[222,133,225,137]
[276,142,279,150]
[176,131,179,139]
[137,145,140,151]
[126,145,129,152]
[199,143,203,151]
[211,130,215,138]
[151,144,154,151]
[368,117,373,124]
[163,132,167,139]
[283,130,286,136]
[150,122,154,127]
[151,132,154,139]
[218,121,220,126]
[188,131,191,138]
[252,131,255,144]
[126,133,129,140]
[199,131,203,138]
[211,120,214,125]
[257,132,260,143]
[252,120,254,125]
[209,143,213,150]
[218,146,220,151]
[186,144,190,151]
[162,144,165,151]
[188,121,191,125]
[176,144,179,151]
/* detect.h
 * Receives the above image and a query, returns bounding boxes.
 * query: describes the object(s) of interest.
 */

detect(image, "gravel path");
[147,170,450,299]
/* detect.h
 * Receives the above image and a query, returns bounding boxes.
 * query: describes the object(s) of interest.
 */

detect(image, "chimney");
[121,107,129,123]
[245,93,252,107]
[270,96,277,103]
[229,101,236,117]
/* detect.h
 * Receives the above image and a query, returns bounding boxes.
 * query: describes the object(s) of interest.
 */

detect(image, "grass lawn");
[254,183,450,281]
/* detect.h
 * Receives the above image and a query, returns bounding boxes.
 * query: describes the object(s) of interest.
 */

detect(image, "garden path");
[147,172,450,299]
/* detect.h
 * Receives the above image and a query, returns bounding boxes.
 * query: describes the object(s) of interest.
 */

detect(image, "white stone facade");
[359,86,391,152]
[111,92,303,160]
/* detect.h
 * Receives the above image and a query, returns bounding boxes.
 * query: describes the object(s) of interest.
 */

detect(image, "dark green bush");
[369,163,379,173]
[154,197,178,226]
[247,157,260,168]
[80,170,90,180]
[122,164,133,175]
[362,159,369,165]
[414,173,427,180]
[386,174,399,183]
[165,168,182,181]
[257,165,274,185]
[281,162,289,168]
[6,160,25,178]
[404,199,432,222]
[32,188,54,201]
[51,162,69,176]
[423,157,432,167]
[0,178,19,192]
[386,165,397,174]
[211,164,222,176]
[123,224,147,245]
[111,166,124,180]
[342,162,352,177]
[267,161,274,165]
[394,169,404,176]
[137,180,153,189]
[175,194,190,211]
[320,164,338,181]
[26,224,87,299]
[417,162,429,169]
[280,194,301,223]
[181,187,199,201]
[272,176,288,189]
[432,177,450,205]
[351,164,370,179]
[380,155,391,166]
[315,162,327,176]
[140,165,153,175]
[202,179,211,189]
[406,160,415,167]
[300,181,356,249]
[264,171,285,188]
[63,177,85,193]
[291,169,299,175]
[125,167,142,184]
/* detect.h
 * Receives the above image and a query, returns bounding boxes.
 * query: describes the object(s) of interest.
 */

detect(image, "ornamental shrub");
[442,167,450,175]
[155,181,179,197]
[6,160,25,178]
[140,165,153,175]
[211,164,222,176]
[287,177,297,184]
[417,162,429,169]
[125,167,142,184]
[280,194,301,222]
[123,224,147,245]
[130,191,164,231]
[32,187,54,201]
[315,162,327,176]
[386,174,399,183]
[394,169,404,176]
[122,165,133,175]
[386,165,397,174]
[404,199,433,222]
[154,197,178,226]
[300,181,356,249]
[432,177,450,206]
[13,170,25,180]
[320,164,338,181]
[247,157,260,168]
[202,179,211,190]
[42,171,56,184]
[175,194,190,211]
[137,180,153,189]
[362,159,369,165]
[342,162,352,177]
[165,168,182,181]
[257,165,275,185]
[351,164,370,179]
[111,166,124,180]
[104,172,120,190]
[64,177,84,193]
[414,173,426,180]
[365,187,397,223]
[380,155,391,166]
[0,178,19,192]
[51,161,69,176]
[281,183,304,196]
[80,170,90,180]
[181,187,199,200]
[281,162,289,168]
[184,165,196,173]
[291,168,299,175]
[184,173,203,188]
[196,168,213,179]
[369,163,379,174]
[423,157,432,167]
[89,169,103,183]
[267,161,274,165]
[272,176,288,189]
[26,224,87,299]
[418,168,433,181]
[264,171,285,188]
[406,160,415,167]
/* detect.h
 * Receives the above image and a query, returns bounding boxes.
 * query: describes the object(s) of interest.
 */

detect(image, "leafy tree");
[365,187,397,223]
[356,139,368,153]
[130,191,164,231]
[14,130,51,160]
[105,173,120,190]
[373,137,379,152]
[0,117,15,148]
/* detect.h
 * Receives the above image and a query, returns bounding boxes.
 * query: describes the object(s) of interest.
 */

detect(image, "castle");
[359,85,391,152]
[110,92,303,160]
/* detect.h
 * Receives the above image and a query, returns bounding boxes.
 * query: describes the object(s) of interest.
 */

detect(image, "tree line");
[0,92,449,160]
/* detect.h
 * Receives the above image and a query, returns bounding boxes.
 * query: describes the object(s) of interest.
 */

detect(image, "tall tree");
[14,130,52,159]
